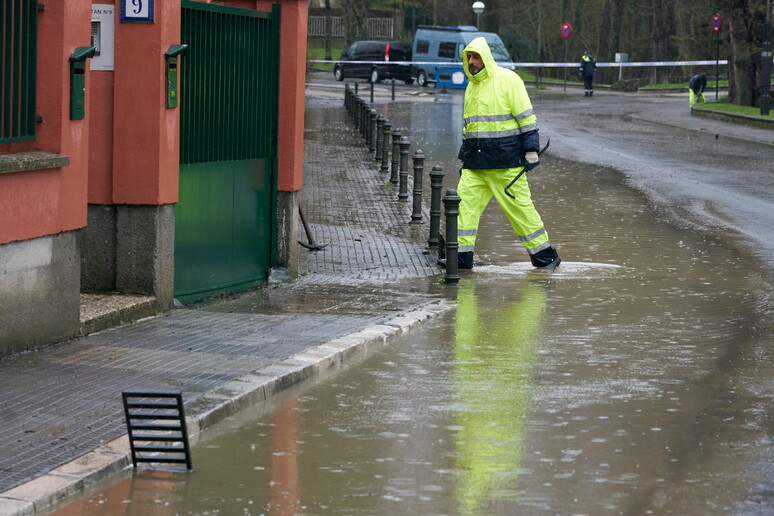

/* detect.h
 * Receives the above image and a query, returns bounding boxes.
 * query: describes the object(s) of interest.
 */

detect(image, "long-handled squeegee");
[504,137,550,199]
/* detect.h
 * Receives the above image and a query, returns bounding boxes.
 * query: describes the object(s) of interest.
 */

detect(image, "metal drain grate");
[122,390,192,470]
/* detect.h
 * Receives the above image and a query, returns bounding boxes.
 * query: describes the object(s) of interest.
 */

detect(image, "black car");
[333,40,413,84]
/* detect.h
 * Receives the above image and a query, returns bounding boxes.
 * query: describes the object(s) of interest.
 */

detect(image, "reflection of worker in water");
[451,278,547,512]
[454,37,561,271]
[688,72,707,106]
[580,50,596,97]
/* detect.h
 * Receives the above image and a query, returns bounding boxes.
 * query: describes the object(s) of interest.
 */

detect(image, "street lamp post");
[472,1,485,30]
[760,0,772,115]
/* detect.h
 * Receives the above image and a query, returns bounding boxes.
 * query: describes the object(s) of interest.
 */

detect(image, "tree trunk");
[650,0,674,84]
[597,0,613,83]
[341,0,371,44]
[720,0,766,106]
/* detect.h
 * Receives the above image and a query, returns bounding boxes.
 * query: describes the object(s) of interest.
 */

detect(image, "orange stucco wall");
[0,1,91,245]
[112,0,181,205]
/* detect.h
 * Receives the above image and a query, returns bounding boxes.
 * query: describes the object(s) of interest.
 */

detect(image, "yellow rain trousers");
[457,167,552,257]
[688,88,705,106]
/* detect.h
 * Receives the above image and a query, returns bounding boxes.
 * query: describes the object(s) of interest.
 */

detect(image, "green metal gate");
[175,1,280,300]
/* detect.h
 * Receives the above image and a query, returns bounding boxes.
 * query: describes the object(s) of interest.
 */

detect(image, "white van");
[411,25,512,87]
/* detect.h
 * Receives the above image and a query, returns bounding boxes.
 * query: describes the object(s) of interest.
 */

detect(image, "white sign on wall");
[91,4,115,71]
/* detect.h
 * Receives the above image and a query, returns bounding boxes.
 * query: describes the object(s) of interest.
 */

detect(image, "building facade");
[0,0,308,357]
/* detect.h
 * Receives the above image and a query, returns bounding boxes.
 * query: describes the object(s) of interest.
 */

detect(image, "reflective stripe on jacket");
[457,37,539,170]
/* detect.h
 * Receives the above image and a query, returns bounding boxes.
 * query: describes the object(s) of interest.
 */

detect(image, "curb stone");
[691,105,774,131]
[0,299,454,516]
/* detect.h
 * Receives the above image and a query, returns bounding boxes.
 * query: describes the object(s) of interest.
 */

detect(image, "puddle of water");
[48,98,773,516]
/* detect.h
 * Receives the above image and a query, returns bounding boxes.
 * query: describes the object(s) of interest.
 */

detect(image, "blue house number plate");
[121,0,154,23]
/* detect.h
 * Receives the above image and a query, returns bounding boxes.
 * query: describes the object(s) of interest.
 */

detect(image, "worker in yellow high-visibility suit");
[453,37,560,271]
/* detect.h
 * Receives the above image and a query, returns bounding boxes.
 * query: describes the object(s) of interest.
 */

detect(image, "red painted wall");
[0,1,91,245]
[89,71,115,204]
[112,0,181,205]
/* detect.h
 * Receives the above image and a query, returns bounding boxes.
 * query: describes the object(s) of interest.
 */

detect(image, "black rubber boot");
[458,251,474,269]
[437,251,475,269]
[531,246,560,269]
[541,257,561,271]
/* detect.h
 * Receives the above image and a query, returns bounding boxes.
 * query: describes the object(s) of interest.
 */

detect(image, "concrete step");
[79,293,158,336]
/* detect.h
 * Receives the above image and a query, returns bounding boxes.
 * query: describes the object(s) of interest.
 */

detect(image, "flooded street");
[47,82,773,515]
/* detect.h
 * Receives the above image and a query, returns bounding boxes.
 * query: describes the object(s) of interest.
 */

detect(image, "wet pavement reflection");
[48,91,773,515]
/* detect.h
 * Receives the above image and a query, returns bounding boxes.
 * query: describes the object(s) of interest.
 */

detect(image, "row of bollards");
[344,83,461,284]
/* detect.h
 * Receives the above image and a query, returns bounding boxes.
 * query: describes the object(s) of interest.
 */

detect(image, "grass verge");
[307,47,344,72]
[695,102,774,119]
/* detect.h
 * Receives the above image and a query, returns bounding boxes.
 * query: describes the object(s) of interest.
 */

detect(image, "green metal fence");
[175,1,280,300]
[180,1,279,164]
[1,0,37,143]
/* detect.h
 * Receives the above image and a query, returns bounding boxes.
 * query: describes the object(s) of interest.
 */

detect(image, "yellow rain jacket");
[457,37,540,170]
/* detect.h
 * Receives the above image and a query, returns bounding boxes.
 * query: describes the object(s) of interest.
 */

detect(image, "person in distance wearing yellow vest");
[580,50,596,96]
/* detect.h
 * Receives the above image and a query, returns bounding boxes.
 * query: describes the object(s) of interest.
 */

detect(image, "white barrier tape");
[308,59,745,67]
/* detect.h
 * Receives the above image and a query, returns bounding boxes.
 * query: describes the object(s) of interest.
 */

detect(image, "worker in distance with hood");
[452,37,561,271]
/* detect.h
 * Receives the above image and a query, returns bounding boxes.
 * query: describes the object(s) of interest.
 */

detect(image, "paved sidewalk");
[0,97,450,515]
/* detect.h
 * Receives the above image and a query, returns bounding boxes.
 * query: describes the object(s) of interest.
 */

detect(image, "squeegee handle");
[504,137,550,199]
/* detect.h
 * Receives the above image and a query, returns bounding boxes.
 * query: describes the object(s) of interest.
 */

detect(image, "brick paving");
[0,96,446,495]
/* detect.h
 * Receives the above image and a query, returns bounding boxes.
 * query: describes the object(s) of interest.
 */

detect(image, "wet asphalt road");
[532,89,774,275]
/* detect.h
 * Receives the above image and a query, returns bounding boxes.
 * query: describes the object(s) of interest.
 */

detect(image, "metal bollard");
[443,189,461,284]
[365,107,373,148]
[368,109,377,154]
[349,91,355,124]
[391,78,396,101]
[398,136,410,201]
[389,129,402,184]
[410,150,425,222]
[375,115,384,161]
[355,97,362,133]
[361,101,369,140]
[354,82,359,95]
[360,100,368,139]
[370,80,375,103]
[365,105,371,146]
[347,85,354,118]
[355,97,361,134]
[427,165,444,248]
[380,121,392,173]
[344,84,350,115]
